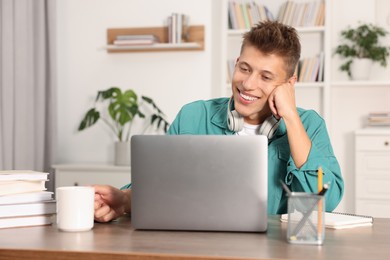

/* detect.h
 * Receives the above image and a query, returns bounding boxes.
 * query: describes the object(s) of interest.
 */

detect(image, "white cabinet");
[355,129,390,218]
[52,164,131,190]
[219,0,329,120]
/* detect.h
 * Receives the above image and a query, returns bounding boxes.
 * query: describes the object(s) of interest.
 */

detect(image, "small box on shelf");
[106,25,204,53]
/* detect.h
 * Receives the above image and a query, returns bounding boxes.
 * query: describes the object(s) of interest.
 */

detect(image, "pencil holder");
[287,192,325,245]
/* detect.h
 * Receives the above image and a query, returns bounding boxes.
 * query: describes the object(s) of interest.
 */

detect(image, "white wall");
[329,0,390,213]
[56,0,213,163]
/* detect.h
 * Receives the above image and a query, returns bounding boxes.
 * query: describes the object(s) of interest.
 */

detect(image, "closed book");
[0,191,53,205]
[0,170,49,181]
[234,1,245,29]
[113,39,156,46]
[0,200,56,218]
[116,34,158,41]
[281,211,373,229]
[0,214,53,229]
[0,180,46,196]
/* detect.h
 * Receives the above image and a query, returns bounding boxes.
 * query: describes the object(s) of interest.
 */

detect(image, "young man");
[94,21,344,222]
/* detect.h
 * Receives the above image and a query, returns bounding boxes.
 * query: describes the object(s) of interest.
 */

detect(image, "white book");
[281,211,373,229]
[0,214,53,229]
[113,39,156,46]
[0,170,49,181]
[0,191,53,205]
[116,34,158,41]
[0,180,47,196]
[0,200,56,218]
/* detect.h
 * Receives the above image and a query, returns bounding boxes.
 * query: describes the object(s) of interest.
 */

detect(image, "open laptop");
[130,135,268,232]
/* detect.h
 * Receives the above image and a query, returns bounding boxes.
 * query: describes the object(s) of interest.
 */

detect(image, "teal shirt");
[165,98,344,214]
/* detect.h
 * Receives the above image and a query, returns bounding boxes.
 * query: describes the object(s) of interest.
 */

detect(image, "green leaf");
[78,108,100,131]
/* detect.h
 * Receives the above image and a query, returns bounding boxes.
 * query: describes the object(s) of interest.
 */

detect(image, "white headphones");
[227,96,280,139]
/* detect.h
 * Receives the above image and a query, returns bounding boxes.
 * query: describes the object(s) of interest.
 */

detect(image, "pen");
[317,167,323,239]
[318,183,330,196]
[279,179,292,196]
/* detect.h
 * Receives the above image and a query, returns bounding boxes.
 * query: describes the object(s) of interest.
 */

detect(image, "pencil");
[317,167,323,239]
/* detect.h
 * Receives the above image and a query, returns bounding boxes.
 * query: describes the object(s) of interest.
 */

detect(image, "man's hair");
[241,21,301,78]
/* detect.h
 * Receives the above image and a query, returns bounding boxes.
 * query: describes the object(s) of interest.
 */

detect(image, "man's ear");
[288,75,297,85]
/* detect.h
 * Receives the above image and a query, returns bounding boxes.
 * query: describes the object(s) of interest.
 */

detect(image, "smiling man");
[166,21,344,214]
[93,21,344,222]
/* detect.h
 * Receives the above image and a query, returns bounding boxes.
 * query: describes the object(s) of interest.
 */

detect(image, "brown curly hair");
[241,21,301,78]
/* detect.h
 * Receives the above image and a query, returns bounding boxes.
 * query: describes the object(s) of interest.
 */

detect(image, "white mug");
[56,186,95,232]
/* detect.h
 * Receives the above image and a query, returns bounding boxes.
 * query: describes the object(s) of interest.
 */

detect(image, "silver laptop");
[131,135,268,232]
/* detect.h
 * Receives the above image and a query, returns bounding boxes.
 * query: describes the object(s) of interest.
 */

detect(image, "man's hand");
[93,185,131,223]
[268,79,297,121]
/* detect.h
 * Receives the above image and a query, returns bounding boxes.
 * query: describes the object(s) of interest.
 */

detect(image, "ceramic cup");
[56,186,95,232]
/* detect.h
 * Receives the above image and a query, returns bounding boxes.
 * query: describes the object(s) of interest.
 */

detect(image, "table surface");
[0,216,389,260]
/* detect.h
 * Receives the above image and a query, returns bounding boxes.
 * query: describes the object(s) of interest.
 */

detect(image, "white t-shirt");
[236,122,261,136]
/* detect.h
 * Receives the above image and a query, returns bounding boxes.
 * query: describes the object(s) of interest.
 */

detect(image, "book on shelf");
[0,191,53,205]
[369,112,390,117]
[116,34,159,41]
[297,54,323,83]
[281,211,373,229]
[277,0,325,27]
[228,1,271,30]
[0,214,53,229]
[113,39,158,46]
[0,170,49,181]
[0,200,56,218]
[367,112,390,126]
[167,13,189,44]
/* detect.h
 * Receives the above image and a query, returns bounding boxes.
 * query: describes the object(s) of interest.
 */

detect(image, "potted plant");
[334,22,390,80]
[78,87,169,165]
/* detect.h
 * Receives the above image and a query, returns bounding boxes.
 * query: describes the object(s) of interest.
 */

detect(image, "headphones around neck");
[227,96,280,139]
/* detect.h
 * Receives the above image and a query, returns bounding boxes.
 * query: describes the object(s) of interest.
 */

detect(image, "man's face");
[231,45,288,125]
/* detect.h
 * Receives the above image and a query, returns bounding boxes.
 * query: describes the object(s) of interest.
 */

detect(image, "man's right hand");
[93,185,131,222]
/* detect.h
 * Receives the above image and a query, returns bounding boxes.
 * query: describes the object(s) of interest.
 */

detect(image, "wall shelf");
[106,25,204,53]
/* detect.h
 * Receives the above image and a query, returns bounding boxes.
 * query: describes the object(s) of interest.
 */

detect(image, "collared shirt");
[166,97,344,214]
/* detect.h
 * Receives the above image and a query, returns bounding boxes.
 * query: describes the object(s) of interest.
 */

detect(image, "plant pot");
[350,58,372,80]
[114,141,131,166]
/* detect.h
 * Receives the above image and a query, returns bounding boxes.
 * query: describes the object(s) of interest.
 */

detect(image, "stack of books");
[113,34,160,46]
[0,170,56,229]
[367,112,390,126]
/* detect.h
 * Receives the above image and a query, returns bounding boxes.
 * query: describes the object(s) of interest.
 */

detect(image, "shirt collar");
[210,98,235,135]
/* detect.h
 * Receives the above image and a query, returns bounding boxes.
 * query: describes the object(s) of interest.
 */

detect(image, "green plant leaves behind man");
[78,87,169,141]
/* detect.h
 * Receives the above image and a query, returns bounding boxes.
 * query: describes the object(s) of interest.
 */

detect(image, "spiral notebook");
[281,211,374,229]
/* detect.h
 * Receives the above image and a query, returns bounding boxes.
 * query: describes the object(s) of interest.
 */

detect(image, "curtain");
[0,0,57,191]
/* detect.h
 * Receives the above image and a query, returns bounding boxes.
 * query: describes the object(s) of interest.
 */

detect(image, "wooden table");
[0,216,389,260]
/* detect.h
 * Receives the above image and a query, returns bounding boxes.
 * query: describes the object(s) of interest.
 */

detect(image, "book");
[115,34,159,41]
[0,214,53,229]
[0,180,46,196]
[0,200,56,218]
[0,191,53,205]
[113,39,156,46]
[281,211,374,229]
[0,170,49,181]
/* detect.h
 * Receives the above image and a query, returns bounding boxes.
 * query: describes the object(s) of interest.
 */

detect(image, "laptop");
[130,135,268,232]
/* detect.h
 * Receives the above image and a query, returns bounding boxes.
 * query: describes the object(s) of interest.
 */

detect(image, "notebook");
[130,135,268,232]
[281,211,374,229]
